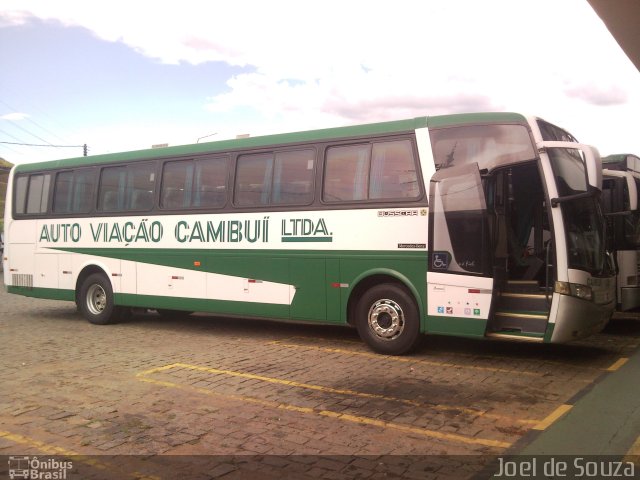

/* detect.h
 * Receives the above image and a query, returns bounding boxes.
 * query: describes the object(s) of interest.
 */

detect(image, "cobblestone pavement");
[1,276,639,479]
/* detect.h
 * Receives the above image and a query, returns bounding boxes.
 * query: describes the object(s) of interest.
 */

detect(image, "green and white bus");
[3,112,616,354]
[602,154,640,311]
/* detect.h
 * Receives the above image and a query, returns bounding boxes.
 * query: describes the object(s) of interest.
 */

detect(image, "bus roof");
[15,112,527,173]
[603,154,630,165]
[602,154,640,173]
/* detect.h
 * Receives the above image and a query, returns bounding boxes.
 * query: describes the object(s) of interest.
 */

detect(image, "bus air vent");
[12,274,33,288]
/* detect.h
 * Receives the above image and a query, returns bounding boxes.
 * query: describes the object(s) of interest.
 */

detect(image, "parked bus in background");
[601,154,640,311]
[3,113,616,354]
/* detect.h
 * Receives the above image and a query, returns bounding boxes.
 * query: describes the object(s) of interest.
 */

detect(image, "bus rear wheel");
[355,283,421,355]
[78,273,120,325]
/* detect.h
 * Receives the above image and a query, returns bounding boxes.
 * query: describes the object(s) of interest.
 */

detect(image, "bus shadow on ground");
[419,334,622,364]
[35,304,635,365]
[127,308,359,340]
[603,317,640,336]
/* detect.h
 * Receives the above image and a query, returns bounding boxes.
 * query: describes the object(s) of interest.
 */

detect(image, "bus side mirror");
[582,145,602,191]
[603,169,639,211]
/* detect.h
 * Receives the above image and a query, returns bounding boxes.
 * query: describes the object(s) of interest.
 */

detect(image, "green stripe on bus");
[51,247,426,274]
[281,236,333,242]
[7,286,75,302]
[43,246,428,327]
[115,293,292,320]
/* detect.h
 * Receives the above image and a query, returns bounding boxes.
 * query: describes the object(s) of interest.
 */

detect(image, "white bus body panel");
[618,250,640,311]
[426,271,493,320]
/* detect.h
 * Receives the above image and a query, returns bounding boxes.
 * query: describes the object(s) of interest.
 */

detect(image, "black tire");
[78,273,119,325]
[355,283,422,355]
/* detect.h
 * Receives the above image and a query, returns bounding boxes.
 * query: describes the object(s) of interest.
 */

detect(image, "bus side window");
[194,157,227,208]
[161,157,228,209]
[14,176,28,215]
[161,160,193,209]
[235,153,273,206]
[53,169,95,214]
[324,144,371,202]
[126,163,155,211]
[324,139,419,203]
[98,163,155,212]
[53,171,74,213]
[272,149,315,205]
[370,140,419,200]
[99,166,126,211]
[25,174,51,214]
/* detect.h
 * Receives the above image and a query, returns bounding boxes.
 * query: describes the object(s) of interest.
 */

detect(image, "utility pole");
[83,144,87,156]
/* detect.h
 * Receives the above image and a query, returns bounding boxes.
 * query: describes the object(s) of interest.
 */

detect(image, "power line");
[0,95,74,145]
[0,141,84,148]
[4,118,55,146]
[0,128,23,143]
[0,141,88,156]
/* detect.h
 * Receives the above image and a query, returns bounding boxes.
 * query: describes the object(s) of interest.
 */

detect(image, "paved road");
[0,277,638,479]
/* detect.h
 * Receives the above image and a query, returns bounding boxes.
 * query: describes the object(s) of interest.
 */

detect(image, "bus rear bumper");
[549,295,614,343]
[620,286,640,311]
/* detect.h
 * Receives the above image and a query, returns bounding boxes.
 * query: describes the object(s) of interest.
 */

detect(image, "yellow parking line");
[137,368,511,449]
[267,339,542,376]
[139,363,537,426]
[0,430,81,457]
[606,357,629,372]
[532,404,573,431]
[623,435,640,465]
[0,430,160,480]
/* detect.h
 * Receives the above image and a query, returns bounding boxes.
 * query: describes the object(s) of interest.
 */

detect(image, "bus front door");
[426,163,495,338]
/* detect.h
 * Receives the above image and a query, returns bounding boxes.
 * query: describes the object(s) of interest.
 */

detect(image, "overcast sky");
[1,0,639,165]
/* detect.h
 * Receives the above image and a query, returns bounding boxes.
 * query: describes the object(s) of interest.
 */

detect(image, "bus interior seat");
[277,181,311,204]
[101,191,119,211]
[162,187,183,209]
[131,189,153,210]
[198,185,225,207]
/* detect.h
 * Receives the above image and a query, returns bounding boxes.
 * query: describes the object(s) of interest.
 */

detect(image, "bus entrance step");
[504,280,542,293]
[489,310,549,335]
[486,331,545,342]
[497,291,550,312]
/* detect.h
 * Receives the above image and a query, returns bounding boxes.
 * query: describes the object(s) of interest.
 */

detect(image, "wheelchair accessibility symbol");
[431,252,450,270]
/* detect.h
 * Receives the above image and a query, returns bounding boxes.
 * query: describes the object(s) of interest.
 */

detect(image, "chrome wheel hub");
[368,299,404,341]
[86,284,107,315]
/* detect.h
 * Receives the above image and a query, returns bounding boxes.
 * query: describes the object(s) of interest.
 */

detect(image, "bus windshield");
[625,178,640,247]
[547,147,588,196]
[430,124,536,171]
[561,196,607,274]
[546,147,608,274]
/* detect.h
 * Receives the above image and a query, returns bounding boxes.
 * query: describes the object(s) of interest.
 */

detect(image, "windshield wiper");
[550,190,597,208]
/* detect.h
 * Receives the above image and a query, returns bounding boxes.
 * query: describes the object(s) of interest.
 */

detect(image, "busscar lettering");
[378,210,418,217]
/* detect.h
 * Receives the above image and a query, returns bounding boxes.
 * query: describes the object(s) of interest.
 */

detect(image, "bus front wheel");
[355,283,421,355]
[78,273,119,325]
